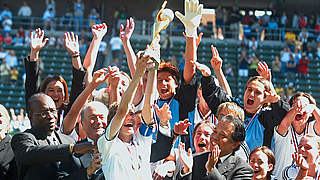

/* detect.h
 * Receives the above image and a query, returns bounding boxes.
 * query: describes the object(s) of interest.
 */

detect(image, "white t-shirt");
[273,120,317,179]
[109,37,122,51]
[98,123,153,180]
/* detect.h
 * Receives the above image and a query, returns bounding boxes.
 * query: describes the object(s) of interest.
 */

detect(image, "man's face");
[243,80,265,114]
[30,95,58,136]
[193,124,213,153]
[210,120,239,156]
[82,105,108,142]
[45,80,65,109]
[157,71,178,100]
[298,137,320,165]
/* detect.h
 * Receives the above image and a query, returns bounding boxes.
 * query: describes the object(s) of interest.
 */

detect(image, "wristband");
[142,116,154,129]
[72,54,80,58]
[173,129,180,137]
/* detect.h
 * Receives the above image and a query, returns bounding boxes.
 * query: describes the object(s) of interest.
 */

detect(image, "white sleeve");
[97,124,117,158]
[273,126,290,145]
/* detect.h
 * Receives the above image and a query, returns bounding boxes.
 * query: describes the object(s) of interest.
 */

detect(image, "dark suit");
[11,128,88,180]
[75,139,104,180]
[177,152,253,180]
[0,135,17,180]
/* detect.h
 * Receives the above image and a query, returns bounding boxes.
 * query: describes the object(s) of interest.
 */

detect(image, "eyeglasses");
[33,110,58,118]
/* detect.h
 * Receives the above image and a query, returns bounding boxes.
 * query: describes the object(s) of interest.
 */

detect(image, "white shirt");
[281,51,290,63]
[109,37,122,51]
[2,19,12,31]
[98,123,153,180]
[273,120,317,179]
[18,6,32,16]
[5,54,17,68]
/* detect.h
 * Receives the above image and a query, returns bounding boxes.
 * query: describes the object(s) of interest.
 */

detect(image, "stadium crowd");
[1,0,320,180]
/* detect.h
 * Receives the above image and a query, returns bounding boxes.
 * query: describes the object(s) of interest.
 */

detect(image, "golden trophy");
[144,1,174,70]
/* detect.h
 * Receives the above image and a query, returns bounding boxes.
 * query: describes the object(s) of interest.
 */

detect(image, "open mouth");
[124,123,133,127]
[198,143,206,148]
[295,114,303,121]
[254,170,260,173]
[247,99,254,105]
[53,99,59,104]
[160,89,169,94]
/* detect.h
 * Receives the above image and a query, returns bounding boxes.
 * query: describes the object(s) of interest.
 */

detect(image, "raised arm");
[120,17,136,77]
[120,17,145,106]
[82,23,108,85]
[29,28,49,62]
[277,98,301,135]
[64,32,82,70]
[141,68,157,125]
[175,0,203,83]
[25,28,48,107]
[62,68,109,135]
[210,46,232,96]
[107,66,123,105]
[108,52,150,140]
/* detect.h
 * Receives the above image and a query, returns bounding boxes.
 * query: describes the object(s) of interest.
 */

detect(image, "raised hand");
[91,68,109,88]
[107,66,121,89]
[256,61,271,82]
[262,90,280,104]
[135,51,152,75]
[64,32,79,56]
[154,103,172,127]
[179,142,193,174]
[175,0,203,37]
[120,17,135,42]
[292,153,309,170]
[205,144,221,173]
[174,119,191,135]
[192,61,211,77]
[153,162,170,180]
[92,23,108,40]
[210,45,223,72]
[30,28,49,61]
[31,28,49,52]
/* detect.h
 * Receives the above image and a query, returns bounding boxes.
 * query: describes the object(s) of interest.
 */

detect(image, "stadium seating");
[1,36,320,113]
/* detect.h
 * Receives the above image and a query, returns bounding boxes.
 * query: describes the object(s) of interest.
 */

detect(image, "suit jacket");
[11,128,88,180]
[75,139,104,180]
[177,152,253,180]
[0,135,17,180]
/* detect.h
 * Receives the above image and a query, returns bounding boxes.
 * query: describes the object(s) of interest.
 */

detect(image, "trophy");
[144,1,174,70]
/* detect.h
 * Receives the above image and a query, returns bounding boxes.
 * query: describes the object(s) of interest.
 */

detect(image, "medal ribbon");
[245,108,261,131]
[290,122,309,153]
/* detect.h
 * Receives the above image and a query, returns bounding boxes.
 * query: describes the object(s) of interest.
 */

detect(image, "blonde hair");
[216,102,244,121]
[303,134,320,150]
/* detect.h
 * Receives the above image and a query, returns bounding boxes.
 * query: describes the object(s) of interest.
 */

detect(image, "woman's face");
[292,96,311,129]
[45,80,65,109]
[298,137,320,165]
[193,124,213,153]
[250,151,273,180]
